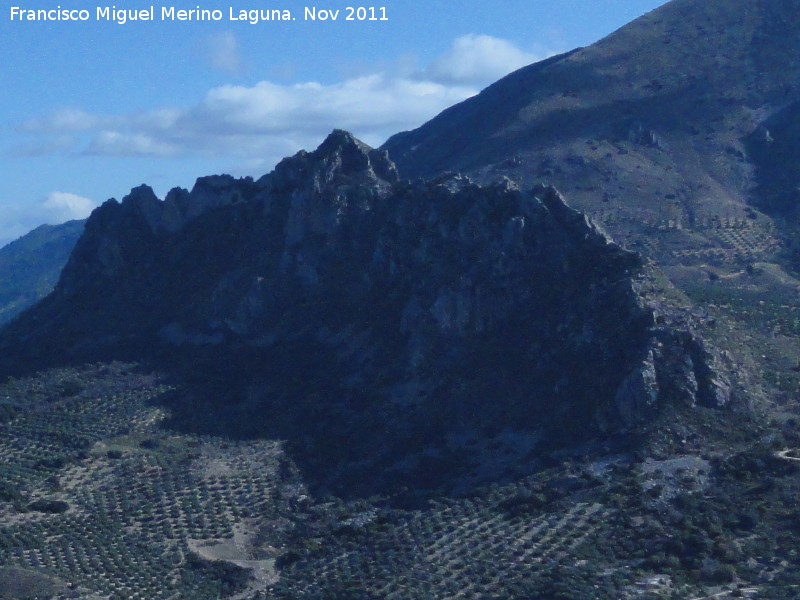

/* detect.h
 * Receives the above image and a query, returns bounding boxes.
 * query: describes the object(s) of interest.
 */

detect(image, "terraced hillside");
[0,365,285,600]
[1,364,800,599]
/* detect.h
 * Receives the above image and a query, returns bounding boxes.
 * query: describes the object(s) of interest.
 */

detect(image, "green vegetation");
[0,364,281,599]
[0,363,799,599]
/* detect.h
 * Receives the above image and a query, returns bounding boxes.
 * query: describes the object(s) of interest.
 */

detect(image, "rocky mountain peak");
[0,130,736,495]
[121,183,159,207]
[265,129,398,194]
[119,184,163,232]
[259,131,399,249]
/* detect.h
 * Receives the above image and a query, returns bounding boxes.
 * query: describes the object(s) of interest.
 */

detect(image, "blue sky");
[0,0,668,244]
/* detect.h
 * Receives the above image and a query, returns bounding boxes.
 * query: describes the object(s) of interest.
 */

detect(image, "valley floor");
[0,363,798,600]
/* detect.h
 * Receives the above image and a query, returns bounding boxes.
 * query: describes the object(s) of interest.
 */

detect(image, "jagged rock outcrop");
[379,0,793,434]
[0,131,732,495]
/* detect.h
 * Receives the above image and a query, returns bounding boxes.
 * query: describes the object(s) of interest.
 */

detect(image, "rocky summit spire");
[266,129,398,194]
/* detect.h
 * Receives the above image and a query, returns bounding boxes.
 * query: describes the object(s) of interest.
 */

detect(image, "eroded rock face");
[600,324,735,432]
[0,131,731,495]
[604,349,660,431]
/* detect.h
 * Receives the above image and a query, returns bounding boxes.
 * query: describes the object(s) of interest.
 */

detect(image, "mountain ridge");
[0,131,734,498]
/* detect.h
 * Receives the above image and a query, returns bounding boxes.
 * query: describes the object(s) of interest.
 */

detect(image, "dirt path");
[775,449,800,462]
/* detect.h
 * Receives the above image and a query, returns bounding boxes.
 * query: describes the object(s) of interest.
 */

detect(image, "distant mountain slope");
[383,0,800,267]
[0,220,84,326]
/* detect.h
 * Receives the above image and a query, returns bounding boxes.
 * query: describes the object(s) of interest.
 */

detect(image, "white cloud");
[86,131,179,157]
[42,192,97,222]
[4,34,547,243]
[184,75,475,139]
[0,193,97,248]
[11,135,77,157]
[207,32,243,75]
[19,108,109,134]
[14,34,539,166]
[425,34,540,86]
